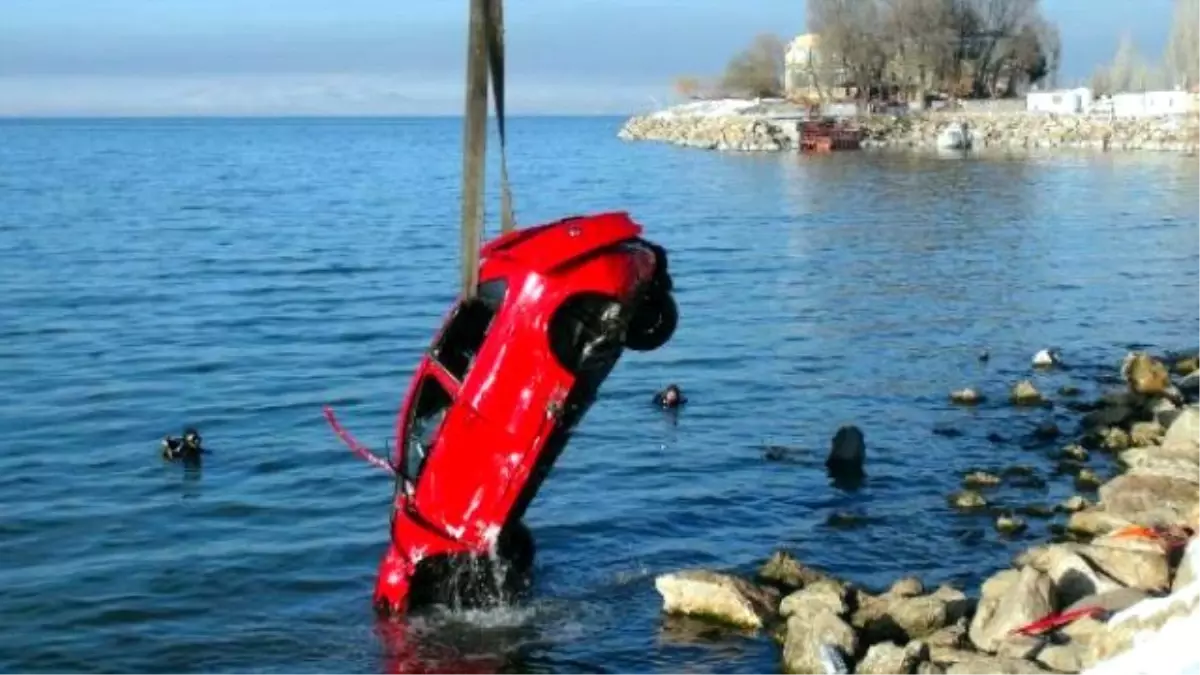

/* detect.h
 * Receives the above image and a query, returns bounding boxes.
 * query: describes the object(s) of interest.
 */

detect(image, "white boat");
[936,121,973,150]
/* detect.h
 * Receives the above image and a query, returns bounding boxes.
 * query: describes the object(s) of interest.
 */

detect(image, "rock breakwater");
[618,106,1200,154]
[652,348,1200,674]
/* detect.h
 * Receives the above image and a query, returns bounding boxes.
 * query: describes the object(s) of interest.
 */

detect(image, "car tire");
[625,288,677,352]
[549,292,625,373]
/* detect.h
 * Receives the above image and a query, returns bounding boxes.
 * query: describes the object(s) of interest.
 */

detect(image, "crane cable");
[460,0,515,299]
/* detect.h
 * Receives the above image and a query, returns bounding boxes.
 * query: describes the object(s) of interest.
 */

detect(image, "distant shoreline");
[617,99,1200,155]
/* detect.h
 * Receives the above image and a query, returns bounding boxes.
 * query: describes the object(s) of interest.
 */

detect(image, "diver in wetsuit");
[161,428,204,461]
[653,384,687,409]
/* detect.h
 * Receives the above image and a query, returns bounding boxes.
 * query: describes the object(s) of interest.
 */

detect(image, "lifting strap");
[460,0,515,299]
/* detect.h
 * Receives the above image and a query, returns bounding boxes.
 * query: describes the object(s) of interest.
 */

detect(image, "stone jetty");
[617,100,1200,154]
[652,348,1200,674]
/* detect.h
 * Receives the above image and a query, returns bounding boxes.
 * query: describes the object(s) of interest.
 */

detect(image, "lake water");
[0,117,1197,673]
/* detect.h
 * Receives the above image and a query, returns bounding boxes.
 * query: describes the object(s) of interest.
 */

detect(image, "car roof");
[480,211,644,275]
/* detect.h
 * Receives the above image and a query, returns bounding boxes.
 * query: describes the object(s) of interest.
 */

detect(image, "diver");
[161,427,205,462]
[653,384,687,409]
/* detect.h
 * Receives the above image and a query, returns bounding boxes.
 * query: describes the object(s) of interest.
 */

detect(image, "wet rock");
[654,570,780,629]
[1099,426,1131,451]
[826,511,873,529]
[1100,472,1199,526]
[994,514,1027,535]
[1002,465,1036,477]
[1016,504,1054,519]
[1009,380,1044,406]
[1058,495,1091,513]
[780,579,848,618]
[826,425,866,479]
[986,432,1008,444]
[759,551,832,591]
[1174,355,1200,376]
[950,388,984,405]
[933,425,964,438]
[1058,384,1082,397]
[1031,422,1059,441]
[1007,472,1047,489]
[1163,405,1199,447]
[1074,468,1103,491]
[1129,420,1165,446]
[949,490,988,510]
[968,566,1054,653]
[782,610,857,674]
[1122,351,1172,396]
[917,662,945,674]
[961,471,1001,488]
[889,576,925,598]
[1060,443,1088,461]
[1054,459,1086,477]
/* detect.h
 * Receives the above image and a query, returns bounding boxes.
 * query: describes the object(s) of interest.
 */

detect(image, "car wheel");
[625,288,677,352]
[549,292,625,373]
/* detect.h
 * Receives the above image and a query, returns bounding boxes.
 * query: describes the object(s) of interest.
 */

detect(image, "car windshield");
[432,279,507,382]
[402,374,453,482]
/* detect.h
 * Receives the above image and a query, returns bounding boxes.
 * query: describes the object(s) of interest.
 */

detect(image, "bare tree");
[807,0,889,101]
[673,76,709,100]
[1165,0,1200,88]
[1106,33,1144,92]
[719,33,787,98]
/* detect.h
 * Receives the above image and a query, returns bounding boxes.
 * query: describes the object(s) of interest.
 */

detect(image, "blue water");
[0,117,1197,673]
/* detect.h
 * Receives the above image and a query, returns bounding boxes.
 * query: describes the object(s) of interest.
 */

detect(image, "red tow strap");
[322,405,395,474]
[1012,605,1106,636]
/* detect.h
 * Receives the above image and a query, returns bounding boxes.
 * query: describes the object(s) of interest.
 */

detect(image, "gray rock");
[968,566,1055,653]
[1078,541,1170,592]
[857,641,923,674]
[1164,405,1199,446]
[654,569,780,629]
[782,610,857,674]
[781,579,849,618]
[758,550,834,590]
[1099,472,1199,526]
[889,576,925,597]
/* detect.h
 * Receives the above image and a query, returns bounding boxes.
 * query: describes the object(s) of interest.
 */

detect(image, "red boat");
[359,210,677,616]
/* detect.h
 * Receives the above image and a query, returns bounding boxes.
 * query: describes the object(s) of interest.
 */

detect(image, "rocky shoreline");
[617,107,1200,155]
[652,348,1200,674]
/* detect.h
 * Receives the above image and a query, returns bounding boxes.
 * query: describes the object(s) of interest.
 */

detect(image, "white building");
[1107,90,1197,117]
[1026,87,1093,114]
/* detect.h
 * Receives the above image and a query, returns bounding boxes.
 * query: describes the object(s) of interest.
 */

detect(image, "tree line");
[1090,0,1199,95]
[678,0,1061,102]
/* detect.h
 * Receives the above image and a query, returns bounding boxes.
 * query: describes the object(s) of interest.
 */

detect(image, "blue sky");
[0,0,1180,115]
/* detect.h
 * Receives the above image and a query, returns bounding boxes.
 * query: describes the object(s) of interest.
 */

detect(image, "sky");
[0,0,1182,116]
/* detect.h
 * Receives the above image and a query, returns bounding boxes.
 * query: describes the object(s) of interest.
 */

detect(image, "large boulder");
[853,591,961,644]
[1027,544,1126,607]
[943,655,1052,674]
[968,566,1055,653]
[857,641,927,674]
[1067,508,1133,536]
[1163,405,1199,446]
[654,570,780,629]
[1122,351,1172,396]
[1099,473,1199,527]
[1077,541,1171,592]
[782,609,857,674]
[780,579,849,618]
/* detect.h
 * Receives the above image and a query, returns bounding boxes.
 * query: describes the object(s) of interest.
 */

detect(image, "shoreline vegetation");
[617,100,1200,155]
[651,348,1200,674]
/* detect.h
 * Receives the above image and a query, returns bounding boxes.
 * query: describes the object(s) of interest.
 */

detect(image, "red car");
[361,211,677,616]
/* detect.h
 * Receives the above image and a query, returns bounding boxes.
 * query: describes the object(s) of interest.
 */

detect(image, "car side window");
[432,279,508,381]
[402,374,453,482]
